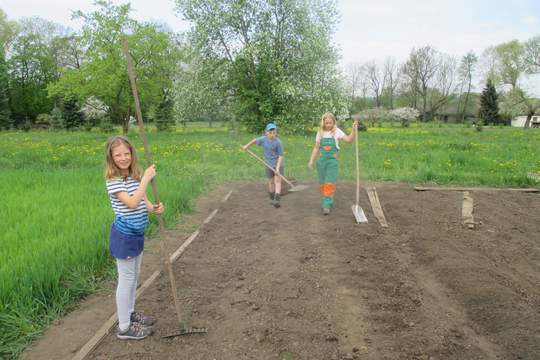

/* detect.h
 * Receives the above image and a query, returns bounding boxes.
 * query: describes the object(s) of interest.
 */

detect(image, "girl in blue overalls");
[308,112,358,214]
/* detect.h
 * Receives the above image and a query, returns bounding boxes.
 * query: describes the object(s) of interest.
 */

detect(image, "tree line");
[345,37,540,126]
[1,1,539,133]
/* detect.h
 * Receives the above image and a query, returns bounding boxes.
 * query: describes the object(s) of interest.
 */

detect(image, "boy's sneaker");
[117,322,153,340]
[130,311,156,326]
[269,192,275,201]
[272,194,281,208]
[323,208,330,215]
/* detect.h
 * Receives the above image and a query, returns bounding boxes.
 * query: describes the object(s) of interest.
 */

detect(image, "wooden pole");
[121,37,184,327]
[355,123,360,206]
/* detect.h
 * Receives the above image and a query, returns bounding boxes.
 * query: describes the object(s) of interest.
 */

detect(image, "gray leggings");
[116,253,142,331]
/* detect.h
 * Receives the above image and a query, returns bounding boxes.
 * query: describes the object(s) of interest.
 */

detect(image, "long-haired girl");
[308,112,358,214]
[105,135,164,339]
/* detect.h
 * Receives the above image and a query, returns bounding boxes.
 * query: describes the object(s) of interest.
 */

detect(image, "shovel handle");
[243,147,295,188]
[355,124,360,205]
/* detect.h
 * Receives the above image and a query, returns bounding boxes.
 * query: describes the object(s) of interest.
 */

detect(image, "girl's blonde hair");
[319,112,337,137]
[104,135,142,180]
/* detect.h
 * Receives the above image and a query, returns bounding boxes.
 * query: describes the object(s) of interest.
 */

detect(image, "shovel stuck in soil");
[243,148,309,192]
[352,115,368,224]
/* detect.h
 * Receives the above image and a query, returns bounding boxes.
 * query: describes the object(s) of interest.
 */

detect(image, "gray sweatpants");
[116,253,143,331]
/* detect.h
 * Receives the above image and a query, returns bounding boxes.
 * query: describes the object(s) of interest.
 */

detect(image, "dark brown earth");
[24,182,540,360]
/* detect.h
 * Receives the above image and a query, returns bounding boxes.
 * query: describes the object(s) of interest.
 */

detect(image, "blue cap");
[265,123,277,131]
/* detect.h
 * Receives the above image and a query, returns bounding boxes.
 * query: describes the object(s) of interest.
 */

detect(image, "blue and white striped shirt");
[106,177,148,235]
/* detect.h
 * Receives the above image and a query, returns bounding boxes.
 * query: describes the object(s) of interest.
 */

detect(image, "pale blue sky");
[338,0,539,63]
[2,0,539,93]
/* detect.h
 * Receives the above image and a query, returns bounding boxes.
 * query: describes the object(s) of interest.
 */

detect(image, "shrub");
[50,106,64,130]
[99,116,114,132]
[390,107,420,128]
[35,114,51,128]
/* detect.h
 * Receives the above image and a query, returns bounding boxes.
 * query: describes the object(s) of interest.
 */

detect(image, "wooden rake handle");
[243,147,295,188]
[355,123,360,205]
[122,36,184,326]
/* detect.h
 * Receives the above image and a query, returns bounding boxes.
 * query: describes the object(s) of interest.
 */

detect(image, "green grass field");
[1,124,539,358]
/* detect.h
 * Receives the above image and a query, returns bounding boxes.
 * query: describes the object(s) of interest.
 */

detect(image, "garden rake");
[243,147,309,192]
[351,115,368,224]
[122,37,207,338]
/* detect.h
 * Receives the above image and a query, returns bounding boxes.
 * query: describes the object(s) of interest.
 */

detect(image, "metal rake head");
[162,326,207,339]
[289,184,309,192]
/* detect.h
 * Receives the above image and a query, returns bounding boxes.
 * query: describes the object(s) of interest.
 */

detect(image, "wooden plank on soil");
[136,270,161,298]
[366,186,388,227]
[170,230,199,263]
[71,312,118,360]
[462,191,475,229]
[203,209,219,224]
[222,190,233,202]
[414,186,539,192]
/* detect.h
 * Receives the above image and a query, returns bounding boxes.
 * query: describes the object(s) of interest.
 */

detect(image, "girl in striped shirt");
[105,135,164,340]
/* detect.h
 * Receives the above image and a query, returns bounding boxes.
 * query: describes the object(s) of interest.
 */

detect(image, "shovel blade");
[352,204,368,223]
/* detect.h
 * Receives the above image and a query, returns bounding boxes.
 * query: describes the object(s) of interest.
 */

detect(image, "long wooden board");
[415,186,539,193]
[462,191,475,229]
[366,187,388,228]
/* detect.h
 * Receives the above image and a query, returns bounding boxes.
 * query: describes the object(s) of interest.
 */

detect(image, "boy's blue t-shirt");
[256,136,283,168]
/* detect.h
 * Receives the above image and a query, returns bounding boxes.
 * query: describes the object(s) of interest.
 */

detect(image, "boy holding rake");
[242,123,284,208]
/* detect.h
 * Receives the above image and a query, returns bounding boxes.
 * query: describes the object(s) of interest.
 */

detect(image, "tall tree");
[63,94,84,129]
[8,17,63,126]
[479,46,499,84]
[175,53,229,126]
[478,79,501,125]
[427,54,456,120]
[399,62,419,109]
[175,0,344,133]
[51,34,85,71]
[402,46,439,120]
[0,45,11,129]
[155,89,175,131]
[48,1,181,132]
[345,62,363,115]
[0,8,19,47]
[494,40,526,90]
[524,35,540,74]
[49,1,133,130]
[456,51,478,121]
[50,104,64,129]
[0,9,17,129]
[365,61,383,108]
[382,57,400,109]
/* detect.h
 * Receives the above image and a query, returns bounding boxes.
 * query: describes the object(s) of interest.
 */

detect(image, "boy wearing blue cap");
[242,123,284,208]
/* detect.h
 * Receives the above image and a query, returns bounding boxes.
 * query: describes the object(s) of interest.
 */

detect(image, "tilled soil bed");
[26,182,540,360]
